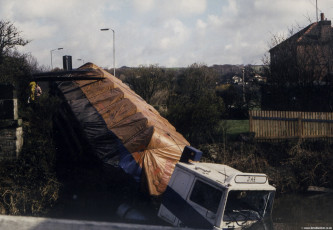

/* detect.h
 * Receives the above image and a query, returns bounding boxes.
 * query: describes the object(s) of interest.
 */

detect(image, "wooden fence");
[249,110,333,141]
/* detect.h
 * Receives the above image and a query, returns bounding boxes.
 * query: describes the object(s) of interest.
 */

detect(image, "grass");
[215,120,249,142]
[224,120,249,135]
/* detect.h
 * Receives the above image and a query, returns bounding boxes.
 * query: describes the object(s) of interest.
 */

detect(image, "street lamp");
[50,47,63,69]
[100,28,115,76]
[242,68,245,103]
[77,58,84,65]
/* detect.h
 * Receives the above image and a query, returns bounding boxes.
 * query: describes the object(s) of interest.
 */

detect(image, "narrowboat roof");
[177,162,276,190]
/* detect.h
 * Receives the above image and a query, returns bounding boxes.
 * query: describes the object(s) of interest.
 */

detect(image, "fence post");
[249,111,253,133]
[298,114,303,138]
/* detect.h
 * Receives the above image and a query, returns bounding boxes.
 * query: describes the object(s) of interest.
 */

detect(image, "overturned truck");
[48,63,275,229]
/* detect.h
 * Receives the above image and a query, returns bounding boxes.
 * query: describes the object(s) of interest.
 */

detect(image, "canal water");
[269,193,333,230]
[49,148,333,229]
[48,180,333,230]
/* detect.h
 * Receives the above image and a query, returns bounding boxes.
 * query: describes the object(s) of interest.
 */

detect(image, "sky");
[1,0,333,69]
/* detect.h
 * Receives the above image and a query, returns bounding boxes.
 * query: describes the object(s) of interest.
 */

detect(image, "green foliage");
[216,81,261,118]
[120,64,227,144]
[173,63,217,100]
[216,84,242,115]
[121,64,169,104]
[0,52,38,108]
[0,20,35,108]
[199,140,333,194]
[166,63,225,144]
[0,95,62,215]
[223,120,249,136]
[0,20,60,215]
[168,91,224,144]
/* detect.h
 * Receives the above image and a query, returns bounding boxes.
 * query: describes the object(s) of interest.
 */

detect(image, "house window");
[189,180,223,213]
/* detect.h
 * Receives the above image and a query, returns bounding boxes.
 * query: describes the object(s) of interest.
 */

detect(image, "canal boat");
[158,146,276,229]
[35,63,275,229]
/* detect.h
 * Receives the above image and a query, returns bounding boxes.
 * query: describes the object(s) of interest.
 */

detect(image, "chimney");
[63,55,72,70]
[320,13,325,21]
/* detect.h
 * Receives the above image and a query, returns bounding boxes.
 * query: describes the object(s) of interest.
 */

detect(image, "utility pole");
[242,68,245,103]
[50,48,63,70]
[100,28,116,77]
[316,0,318,22]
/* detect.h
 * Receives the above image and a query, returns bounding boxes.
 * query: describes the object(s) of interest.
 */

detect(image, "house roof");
[269,19,332,53]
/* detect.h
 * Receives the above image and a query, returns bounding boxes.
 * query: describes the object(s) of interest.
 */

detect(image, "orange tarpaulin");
[63,63,189,196]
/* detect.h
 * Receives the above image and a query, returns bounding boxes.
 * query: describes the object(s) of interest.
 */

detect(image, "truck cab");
[158,161,275,229]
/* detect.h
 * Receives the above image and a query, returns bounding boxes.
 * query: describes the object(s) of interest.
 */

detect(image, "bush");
[0,94,61,215]
[199,140,333,194]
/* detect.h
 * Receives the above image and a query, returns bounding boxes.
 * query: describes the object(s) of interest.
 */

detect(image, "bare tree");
[122,64,168,104]
[0,20,29,64]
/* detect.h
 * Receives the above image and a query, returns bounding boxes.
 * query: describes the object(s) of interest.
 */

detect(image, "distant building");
[269,13,333,84]
[250,65,266,75]
[253,74,267,83]
[232,75,242,84]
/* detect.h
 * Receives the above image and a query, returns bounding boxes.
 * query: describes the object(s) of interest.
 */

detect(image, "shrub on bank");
[199,140,333,194]
[0,94,61,215]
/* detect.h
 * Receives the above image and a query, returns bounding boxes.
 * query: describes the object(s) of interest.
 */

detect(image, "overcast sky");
[1,0,333,69]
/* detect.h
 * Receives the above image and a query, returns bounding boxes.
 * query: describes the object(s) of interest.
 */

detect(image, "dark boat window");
[189,180,223,213]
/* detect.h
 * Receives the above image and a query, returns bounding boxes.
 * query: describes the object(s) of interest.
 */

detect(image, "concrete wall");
[0,84,23,159]
[0,215,203,230]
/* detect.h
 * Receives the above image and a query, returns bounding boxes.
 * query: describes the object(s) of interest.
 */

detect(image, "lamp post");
[50,47,63,69]
[100,28,115,76]
[77,58,84,65]
[316,0,318,22]
[242,68,245,103]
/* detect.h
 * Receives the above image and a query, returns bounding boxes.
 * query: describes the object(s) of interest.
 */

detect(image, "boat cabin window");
[223,190,271,222]
[189,180,223,213]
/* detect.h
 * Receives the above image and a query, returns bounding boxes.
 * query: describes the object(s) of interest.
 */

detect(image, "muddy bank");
[0,97,60,216]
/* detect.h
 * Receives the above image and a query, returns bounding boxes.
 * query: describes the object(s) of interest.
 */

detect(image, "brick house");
[269,13,333,85]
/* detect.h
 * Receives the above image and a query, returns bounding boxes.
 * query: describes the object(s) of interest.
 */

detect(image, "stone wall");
[0,84,23,159]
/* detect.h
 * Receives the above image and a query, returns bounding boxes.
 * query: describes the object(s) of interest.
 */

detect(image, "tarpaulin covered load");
[55,63,189,196]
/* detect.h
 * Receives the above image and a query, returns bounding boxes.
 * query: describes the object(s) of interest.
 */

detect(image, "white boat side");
[176,162,276,191]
